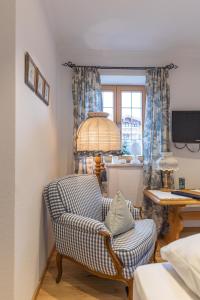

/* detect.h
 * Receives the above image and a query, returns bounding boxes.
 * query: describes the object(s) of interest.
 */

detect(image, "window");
[102,85,146,156]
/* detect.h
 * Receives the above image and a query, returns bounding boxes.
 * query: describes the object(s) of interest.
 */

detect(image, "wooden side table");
[144,189,200,243]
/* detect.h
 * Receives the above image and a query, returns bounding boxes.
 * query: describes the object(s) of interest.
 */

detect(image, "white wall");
[56,66,73,176]
[170,55,200,189]
[170,55,200,227]
[15,1,73,300]
[107,165,143,206]
[0,1,15,299]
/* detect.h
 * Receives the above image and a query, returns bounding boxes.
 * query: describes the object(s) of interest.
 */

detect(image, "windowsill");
[105,162,143,168]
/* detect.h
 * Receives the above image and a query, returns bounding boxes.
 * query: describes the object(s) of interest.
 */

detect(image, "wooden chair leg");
[126,279,133,300]
[56,252,63,283]
[153,240,158,263]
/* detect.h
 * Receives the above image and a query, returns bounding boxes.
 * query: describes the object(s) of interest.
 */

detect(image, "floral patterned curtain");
[143,68,170,237]
[72,67,103,173]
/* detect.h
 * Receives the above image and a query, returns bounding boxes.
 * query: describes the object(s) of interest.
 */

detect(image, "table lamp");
[156,152,179,189]
[77,112,121,181]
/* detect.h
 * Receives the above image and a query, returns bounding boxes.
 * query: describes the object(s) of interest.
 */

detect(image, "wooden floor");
[36,253,127,300]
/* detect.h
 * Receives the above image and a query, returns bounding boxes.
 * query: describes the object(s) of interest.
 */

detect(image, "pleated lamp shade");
[77,112,121,152]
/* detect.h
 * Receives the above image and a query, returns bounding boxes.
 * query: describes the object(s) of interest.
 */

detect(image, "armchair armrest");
[57,212,109,234]
[53,213,122,277]
[102,197,142,220]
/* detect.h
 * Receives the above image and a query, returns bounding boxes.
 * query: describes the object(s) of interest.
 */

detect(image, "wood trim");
[56,252,63,283]
[25,52,37,92]
[102,85,146,125]
[127,278,134,300]
[116,87,121,126]
[183,227,200,233]
[144,189,200,206]
[32,245,55,300]
[101,85,117,122]
[181,211,200,220]
[99,230,124,276]
[164,206,184,243]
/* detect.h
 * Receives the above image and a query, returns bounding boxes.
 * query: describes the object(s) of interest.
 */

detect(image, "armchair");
[44,174,156,300]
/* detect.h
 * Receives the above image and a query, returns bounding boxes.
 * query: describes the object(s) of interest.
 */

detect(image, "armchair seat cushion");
[113,219,156,268]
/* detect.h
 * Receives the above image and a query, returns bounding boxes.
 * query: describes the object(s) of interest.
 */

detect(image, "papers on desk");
[150,190,189,199]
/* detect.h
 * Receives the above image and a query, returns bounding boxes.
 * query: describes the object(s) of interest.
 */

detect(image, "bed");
[133,262,200,300]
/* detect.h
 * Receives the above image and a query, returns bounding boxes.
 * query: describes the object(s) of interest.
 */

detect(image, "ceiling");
[43,0,200,60]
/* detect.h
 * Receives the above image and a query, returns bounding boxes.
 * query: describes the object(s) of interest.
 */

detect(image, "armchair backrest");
[44,174,103,221]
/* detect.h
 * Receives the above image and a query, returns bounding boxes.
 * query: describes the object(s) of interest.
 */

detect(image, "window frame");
[102,85,146,154]
[101,85,118,122]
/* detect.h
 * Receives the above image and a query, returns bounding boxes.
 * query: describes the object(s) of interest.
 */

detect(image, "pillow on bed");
[104,191,135,236]
[161,234,200,297]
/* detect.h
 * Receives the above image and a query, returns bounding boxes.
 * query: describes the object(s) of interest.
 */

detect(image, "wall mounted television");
[172,111,200,143]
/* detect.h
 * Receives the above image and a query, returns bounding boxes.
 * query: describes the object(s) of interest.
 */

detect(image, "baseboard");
[32,245,55,300]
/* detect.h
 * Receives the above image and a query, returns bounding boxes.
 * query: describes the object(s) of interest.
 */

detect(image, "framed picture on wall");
[44,81,50,105]
[25,52,37,91]
[36,70,45,101]
[24,52,50,106]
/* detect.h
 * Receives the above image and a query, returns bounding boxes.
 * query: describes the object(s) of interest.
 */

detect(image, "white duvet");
[133,263,199,300]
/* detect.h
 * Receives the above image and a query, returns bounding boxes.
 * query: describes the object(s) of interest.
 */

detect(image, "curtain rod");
[63,61,178,70]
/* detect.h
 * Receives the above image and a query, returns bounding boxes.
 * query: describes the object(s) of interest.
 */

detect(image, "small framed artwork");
[36,70,45,101]
[44,81,50,105]
[24,52,50,106]
[25,52,37,91]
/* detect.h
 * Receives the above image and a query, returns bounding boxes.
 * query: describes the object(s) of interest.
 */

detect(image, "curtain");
[72,67,103,173]
[77,156,95,175]
[143,68,170,237]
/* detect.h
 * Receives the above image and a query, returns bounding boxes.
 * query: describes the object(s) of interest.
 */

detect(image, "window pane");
[122,139,142,156]
[132,92,142,108]
[121,93,143,156]
[131,140,142,156]
[122,140,132,155]
[132,108,142,122]
[122,108,131,126]
[122,92,131,107]
[103,107,114,121]
[102,91,113,107]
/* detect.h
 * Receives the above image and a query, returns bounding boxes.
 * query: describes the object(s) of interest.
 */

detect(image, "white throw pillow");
[104,191,135,236]
[161,234,200,297]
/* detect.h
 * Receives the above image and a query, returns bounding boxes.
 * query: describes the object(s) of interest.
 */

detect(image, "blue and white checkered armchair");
[44,174,156,300]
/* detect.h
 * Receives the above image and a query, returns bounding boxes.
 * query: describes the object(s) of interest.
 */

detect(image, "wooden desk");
[144,189,200,243]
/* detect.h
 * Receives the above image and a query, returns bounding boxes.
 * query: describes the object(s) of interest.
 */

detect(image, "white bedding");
[133,263,200,300]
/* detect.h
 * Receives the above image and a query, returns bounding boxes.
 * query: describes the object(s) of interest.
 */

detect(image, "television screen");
[172,111,200,143]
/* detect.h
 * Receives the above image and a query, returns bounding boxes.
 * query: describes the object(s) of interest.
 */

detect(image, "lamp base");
[95,155,101,182]
[162,170,174,189]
